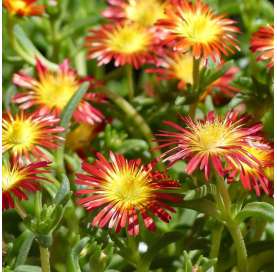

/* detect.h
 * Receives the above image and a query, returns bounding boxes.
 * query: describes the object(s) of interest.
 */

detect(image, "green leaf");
[15,231,35,267]
[55,82,89,173]
[67,237,90,272]
[185,184,217,200]
[182,251,193,272]
[174,199,219,219]
[235,202,273,223]
[14,265,41,272]
[54,174,70,204]
[13,25,58,71]
[60,82,90,132]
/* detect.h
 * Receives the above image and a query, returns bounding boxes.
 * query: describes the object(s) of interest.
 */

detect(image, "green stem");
[189,57,201,118]
[210,223,224,259]
[126,65,135,100]
[14,199,27,219]
[39,246,51,272]
[215,176,248,272]
[100,88,160,158]
[227,221,248,272]
[192,57,200,89]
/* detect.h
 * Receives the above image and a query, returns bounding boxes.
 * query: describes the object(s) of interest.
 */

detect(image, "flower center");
[103,168,153,209]
[177,12,221,44]
[192,123,234,154]
[35,73,79,110]
[107,25,151,54]
[10,0,27,10]
[2,165,23,192]
[125,0,166,26]
[3,119,39,153]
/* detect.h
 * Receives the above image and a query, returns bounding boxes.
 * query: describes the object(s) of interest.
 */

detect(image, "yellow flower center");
[3,117,40,154]
[106,24,151,54]
[171,54,194,84]
[189,122,237,154]
[103,167,153,209]
[34,73,79,110]
[125,0,166,27]
[2,165,25,192]
[176,11,222,44]
[10,0,27,10]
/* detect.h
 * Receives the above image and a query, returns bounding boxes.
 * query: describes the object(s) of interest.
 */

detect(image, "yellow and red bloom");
[86,22,157,69]
[3,0,44,16]
[250,25,274,68]
[227,141,273,196]
[157,111,263,180]
[13,59,105,125]
[75,152,180,236]
[102,0,168,27]
[2,111,64,161]
[2,161,49,210]
[157,0,239,62]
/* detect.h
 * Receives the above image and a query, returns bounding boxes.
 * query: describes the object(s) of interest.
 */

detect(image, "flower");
[157,0,239,62]
[157,111,263,180]
[86,22,157,69]
[147,52,203,89]
[2,111,64,161]
[75,152,180,236]
[250,25,274,68]
[13,59,105,125]
[102,0,168,27]
[2,161,49,210]
[227,141,274,196]
[3,0,44,16]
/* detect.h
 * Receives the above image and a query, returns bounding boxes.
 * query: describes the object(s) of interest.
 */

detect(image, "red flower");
[2,161,49,210]
[157,111,263,180]
[13,59,105,125]
[2,111,64,161]
[86,22,158,69]
[156,0,240,62]
[102,0,169,27]
[75,152,181,236]
[3,0,44,16]
[251,25,274,68]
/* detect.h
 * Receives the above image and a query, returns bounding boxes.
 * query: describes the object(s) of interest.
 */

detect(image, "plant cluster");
[2,0,274,272]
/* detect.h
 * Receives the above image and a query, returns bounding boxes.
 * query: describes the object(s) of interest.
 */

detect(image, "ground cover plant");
[2,0,274,271]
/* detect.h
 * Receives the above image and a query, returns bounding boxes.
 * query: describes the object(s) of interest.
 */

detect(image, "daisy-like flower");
[3,0,44,16]
[157,0,239,62]
[250,25,274,68]
[2,111,64,161]
[75,152,180,236]
[13,59,105,125]
[228,141,273,196]
[157,111,263,180]
[2,161,49,210]
[86,22,157,69]
[102,0,168,27]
